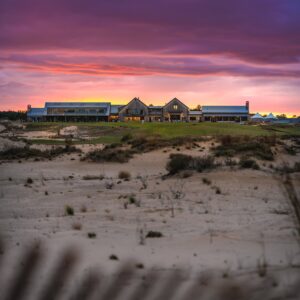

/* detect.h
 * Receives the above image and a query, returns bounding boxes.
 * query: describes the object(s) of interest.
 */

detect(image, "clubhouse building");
[27,98,250,122]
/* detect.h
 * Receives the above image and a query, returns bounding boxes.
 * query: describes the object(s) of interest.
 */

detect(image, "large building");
[27,98,250,122]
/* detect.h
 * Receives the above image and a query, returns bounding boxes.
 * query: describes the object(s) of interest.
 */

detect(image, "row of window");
[47,108,107,114]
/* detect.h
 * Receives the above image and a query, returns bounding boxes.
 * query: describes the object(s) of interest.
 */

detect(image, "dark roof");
[45,102,110,108]
[110,105,123,114]
[164,98,189,109]
[27,108,47,117]
[119,97,148,114]
[189,110,202,115]
[202,106,248,114]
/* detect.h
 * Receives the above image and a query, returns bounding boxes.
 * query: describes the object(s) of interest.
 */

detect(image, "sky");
[0,0,300,115]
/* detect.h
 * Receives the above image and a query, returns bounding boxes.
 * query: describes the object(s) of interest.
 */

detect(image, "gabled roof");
[45,102,110,108]
[27,108,47,116]
[202,106,248,114]
[265,113,277,119]
[164,98,189,109]
[119,97,148,113]
[251,113,264,119]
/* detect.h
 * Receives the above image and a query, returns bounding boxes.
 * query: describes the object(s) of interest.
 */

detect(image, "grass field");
[25,122,300,144]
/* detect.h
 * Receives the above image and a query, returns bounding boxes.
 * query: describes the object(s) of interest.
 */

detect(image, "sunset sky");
[0,0,300,115]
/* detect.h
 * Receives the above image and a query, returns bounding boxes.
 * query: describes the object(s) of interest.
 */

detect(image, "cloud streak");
[0,0,299,114]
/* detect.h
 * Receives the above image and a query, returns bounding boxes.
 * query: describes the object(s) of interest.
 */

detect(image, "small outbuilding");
[251,113,264,123]
[265,113,278,122]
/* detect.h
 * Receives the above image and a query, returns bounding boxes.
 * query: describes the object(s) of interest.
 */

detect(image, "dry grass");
[72,222,82,230]
[118,170,131,180]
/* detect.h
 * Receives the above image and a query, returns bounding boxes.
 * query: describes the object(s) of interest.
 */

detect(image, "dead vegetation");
[118,170,131,181]
[166,153,216,175]
[213,135,276,161]
[72,222,82,230]
[82,143,135,163]
[276,162,300,174]
[146,231,163,238]
[239,157,260,169]
[82,136,205,163]
[0,145,81,160]
[65,205,74,216]
[87,232,96,239]
[82,175,105,180]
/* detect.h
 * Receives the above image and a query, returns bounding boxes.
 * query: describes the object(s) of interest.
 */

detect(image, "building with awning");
[202,101,249,122]
[251,113,264,122]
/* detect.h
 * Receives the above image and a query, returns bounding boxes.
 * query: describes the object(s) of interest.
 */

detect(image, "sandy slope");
[0,148,299,281]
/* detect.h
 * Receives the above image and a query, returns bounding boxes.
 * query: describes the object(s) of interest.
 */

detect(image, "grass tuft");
[65,205,74,216]
[146,231,163,238]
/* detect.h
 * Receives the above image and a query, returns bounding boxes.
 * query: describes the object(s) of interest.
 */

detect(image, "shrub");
[72,222,82,230]
[118,171,131,180]
[166,154,192,175]
[128,195,136,204]
[202,177,211,185]
[83,146,134,163]
[257,258,268,277]
[192,156,215,172]
[181,170,193,178]
[65,205,74,216]
[239,157,260,169]
[80,204,87,213]
[136,263,144,269]
[121,133,133,142]
[213,136,274,161]
[82,175,103,180]
[105,181,114,189]
[166,154,216,175]
[26,177,33,184]
[146,231,163,238]
[224,158,237,166]
[87,232,96,239]
[0,145,81,160]
[129,136,198,153]
[215,187,221,194]
[109,254,119,260]
[294,162,300,172]
[284,145,296,155]
[276,162,300,174]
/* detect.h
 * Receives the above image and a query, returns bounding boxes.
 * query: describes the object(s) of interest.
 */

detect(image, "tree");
[191,105,201,111]
[276,114,287,119]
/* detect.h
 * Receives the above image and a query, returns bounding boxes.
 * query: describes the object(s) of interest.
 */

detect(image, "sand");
[0,138,299,298]
[0,136,26,152]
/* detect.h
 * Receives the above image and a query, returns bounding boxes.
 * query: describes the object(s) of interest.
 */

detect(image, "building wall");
[119,98,149,121]
[162,98,189,121]
[188,115,202,122]
[203,115,248,122]
[27,100,250,123]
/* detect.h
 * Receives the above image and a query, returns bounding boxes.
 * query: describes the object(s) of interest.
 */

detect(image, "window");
[173,104,178,110]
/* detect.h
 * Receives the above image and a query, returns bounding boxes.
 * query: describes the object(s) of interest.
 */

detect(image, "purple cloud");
[0,0,300,64]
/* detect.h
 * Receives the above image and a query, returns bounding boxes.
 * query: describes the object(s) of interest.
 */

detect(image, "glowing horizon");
[1,0,300,116]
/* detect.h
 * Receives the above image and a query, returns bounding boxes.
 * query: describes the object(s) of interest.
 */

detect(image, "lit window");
[173,104,178,110]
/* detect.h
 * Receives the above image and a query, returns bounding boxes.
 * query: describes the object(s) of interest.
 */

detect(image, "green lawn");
[25,122,300,145]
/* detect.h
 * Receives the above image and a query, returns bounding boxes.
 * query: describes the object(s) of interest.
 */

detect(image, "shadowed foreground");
[0,240,299,300]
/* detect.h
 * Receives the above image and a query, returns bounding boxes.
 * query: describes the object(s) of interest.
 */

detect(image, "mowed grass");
[25,121,300,145]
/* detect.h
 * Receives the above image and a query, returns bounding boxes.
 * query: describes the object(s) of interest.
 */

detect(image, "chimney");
[27,104,32,111]
[245,101,249,111]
